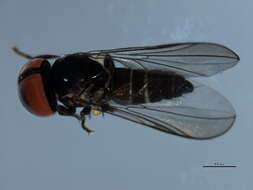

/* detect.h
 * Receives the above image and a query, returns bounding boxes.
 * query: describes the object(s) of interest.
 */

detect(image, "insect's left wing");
[87,42,239,77]
[105,81,235,139]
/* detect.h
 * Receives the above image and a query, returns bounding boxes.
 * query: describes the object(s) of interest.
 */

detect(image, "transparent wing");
[105,80,235,139]
[87,42,239,77]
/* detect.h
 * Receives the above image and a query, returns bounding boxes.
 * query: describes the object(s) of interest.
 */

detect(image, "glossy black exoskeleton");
[15,42,239,139]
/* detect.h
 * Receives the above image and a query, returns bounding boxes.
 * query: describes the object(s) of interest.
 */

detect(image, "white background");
[0,0,251,189]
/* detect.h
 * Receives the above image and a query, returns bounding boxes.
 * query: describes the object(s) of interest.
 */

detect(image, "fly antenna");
[12,46,34,59]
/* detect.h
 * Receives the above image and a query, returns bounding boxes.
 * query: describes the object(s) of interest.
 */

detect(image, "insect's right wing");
[87,42,239,77]
[105,80,235,139]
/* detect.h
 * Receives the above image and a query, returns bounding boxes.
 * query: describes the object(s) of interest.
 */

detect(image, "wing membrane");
[106,81,235,139]
[88,43,239,77]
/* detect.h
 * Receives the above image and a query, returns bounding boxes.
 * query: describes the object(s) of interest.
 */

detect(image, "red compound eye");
[18,59,56,116]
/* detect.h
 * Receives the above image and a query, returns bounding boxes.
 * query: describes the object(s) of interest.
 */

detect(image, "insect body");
[14,43,239,139]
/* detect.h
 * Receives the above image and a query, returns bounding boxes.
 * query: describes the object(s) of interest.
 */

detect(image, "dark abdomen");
[111,68,193,105]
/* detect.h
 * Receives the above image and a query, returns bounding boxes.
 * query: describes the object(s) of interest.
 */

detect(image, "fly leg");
[80,104,111,133]
[78,84,95,102]
[104,55,115,74]
[56,105,94,134]
[56,105,76,116]
[80,106,94,134]
[103,55,115,89]
[12,46,60,60]
[56,104,80,122]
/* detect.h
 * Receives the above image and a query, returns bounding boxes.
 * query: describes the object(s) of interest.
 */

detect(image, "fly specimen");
[14,42,239,139]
